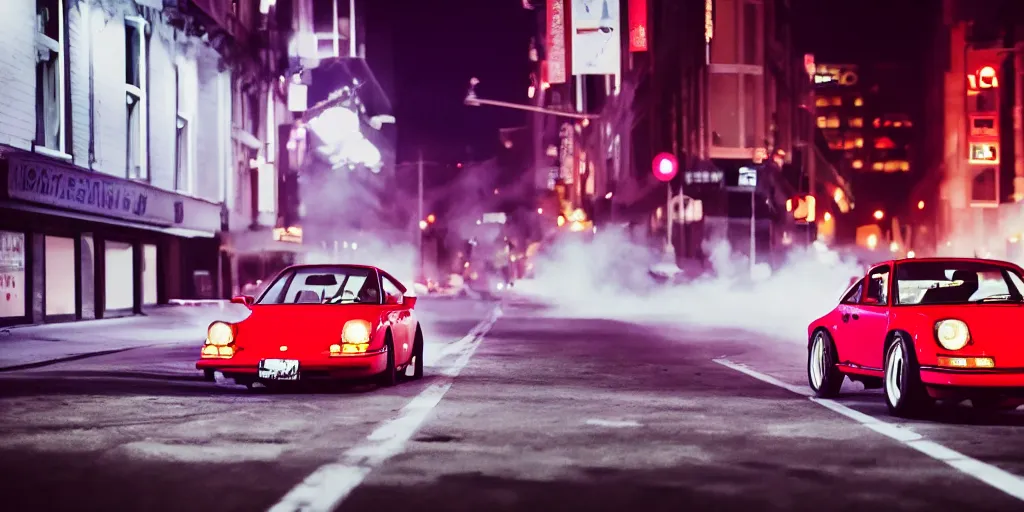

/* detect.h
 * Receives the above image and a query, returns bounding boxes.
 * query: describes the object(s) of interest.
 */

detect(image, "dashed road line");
[268,306,503,512]
[713,358,1024,502]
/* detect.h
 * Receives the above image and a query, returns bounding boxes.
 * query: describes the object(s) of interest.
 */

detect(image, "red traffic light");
[652,152,678,182]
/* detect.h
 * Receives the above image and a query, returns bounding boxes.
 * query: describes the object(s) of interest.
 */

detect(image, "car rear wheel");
[808,330,844,397]
[884,333,931,417]
[409,328,424,380]
[377,336,397,387]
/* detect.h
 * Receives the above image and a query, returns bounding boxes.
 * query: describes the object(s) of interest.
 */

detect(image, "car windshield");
[256,266,381,305]
[894,260,1024,305]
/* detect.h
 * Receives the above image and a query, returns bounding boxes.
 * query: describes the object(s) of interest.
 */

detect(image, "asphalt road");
[0,297,1022,512]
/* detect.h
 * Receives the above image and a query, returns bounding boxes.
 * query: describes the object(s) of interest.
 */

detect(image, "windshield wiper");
[972,294,1024,303]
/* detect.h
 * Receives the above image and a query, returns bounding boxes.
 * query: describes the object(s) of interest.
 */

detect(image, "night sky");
[387,0,932,169]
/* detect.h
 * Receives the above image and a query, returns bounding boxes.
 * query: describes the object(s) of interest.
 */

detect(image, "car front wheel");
[884,333,931,417]
[377,337,398,387]
[808,330,844,397]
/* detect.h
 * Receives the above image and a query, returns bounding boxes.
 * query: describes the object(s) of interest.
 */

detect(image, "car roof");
[866,257,1019,271]
[281,263,382,272]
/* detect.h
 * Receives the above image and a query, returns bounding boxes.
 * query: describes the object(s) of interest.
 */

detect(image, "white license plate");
[258,359,299,380]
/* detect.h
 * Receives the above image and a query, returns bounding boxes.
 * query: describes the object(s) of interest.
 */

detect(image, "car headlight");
[207,321,235,346]
[342,320,372,345]
[935,319,970,351]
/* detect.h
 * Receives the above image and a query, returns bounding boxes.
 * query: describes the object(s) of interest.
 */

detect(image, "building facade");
[0,0,242,326]
[527,0,851,269]
[920,0,1024,259]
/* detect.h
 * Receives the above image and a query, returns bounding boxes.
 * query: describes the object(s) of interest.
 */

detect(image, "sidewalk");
[0,304,250,371]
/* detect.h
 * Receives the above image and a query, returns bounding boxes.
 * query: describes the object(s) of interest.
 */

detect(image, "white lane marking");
[713,358,1024,502]
[268,306,503,512]
[713,359,812,396]
[438,307,502,359]
[585,419,642,428]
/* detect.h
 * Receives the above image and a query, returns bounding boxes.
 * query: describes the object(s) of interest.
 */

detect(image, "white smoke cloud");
[516,226,866,343]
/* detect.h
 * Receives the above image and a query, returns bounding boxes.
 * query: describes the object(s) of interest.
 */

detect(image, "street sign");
[738,166,758,188]
[652,152,678,182]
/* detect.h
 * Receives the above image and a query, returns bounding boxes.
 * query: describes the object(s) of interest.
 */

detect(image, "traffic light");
[966,48,1004,207]
[652,152,678,182]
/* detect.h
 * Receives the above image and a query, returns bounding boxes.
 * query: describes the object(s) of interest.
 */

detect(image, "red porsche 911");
[808,257,1024,417]
[196,264,423,389]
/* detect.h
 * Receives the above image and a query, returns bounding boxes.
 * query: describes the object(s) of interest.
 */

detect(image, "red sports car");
[196,264,424,389]
[807,257,1024,416]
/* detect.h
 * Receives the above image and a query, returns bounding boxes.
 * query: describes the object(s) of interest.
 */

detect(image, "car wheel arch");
[809,327,837,357]
[883,329,915,360]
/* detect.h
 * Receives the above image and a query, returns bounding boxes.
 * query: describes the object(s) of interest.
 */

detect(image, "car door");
[831,277,865,364]
[380,273,412,364]
[847,264,892,370]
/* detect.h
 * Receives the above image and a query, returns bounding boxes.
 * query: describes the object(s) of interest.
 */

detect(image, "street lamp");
[873,209,885,221]
[464,78,599,120]
[917,200,925,210]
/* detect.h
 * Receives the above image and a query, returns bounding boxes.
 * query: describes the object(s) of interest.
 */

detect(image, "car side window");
[865,265,891,305]
[381,275,403,304]
[841,279,864,304]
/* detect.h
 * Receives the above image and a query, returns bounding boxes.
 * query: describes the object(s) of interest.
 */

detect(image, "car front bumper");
[195,347,389,380]
[920,366,1024,396]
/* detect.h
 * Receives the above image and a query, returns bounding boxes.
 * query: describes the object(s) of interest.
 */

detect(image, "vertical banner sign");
[628,0,648,52]
[571,0,622,76]
[0,231,26,318]
[559,123,575,184]
[547,0,568,84]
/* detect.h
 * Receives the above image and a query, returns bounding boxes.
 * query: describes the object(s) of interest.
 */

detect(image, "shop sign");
[5,153,221,234]
[0,230,26,318]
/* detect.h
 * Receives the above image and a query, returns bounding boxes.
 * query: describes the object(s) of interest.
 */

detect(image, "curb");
[168,299,230,306]
[0,347,144,373]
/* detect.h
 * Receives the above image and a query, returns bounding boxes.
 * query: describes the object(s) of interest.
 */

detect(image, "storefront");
[0,150,223,326]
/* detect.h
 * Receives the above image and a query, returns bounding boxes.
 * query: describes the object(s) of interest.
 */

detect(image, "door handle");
[841,313,850,323]
[851,314,860,320]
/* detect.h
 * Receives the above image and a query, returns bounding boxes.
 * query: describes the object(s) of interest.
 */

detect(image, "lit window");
[852,159,864,169]
[815,97,829,107]
[817,116,827,128]
[872,162,884,171]
[873,118,881,128]
[905,120,913,127]
[900,161,910,171]
[827,115,840,129]
[831,97,842,106]
[884,161,900,172]
[854,137,864,148]
[854,97,864,107]
[126,16,150,180]
[893,121,903,128]
[849,117,864,128]
[35,0,67,156]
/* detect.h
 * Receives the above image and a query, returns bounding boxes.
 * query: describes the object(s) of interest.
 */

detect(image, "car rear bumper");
[195,348,388,380]
[920,366,1024,389]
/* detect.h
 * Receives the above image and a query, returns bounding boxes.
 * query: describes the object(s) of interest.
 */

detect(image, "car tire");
[808,330,844,398]
[410,328,425,380]
[884,333,932,417]
[378,336,397,387]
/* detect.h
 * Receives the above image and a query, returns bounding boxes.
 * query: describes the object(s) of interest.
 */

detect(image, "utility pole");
[417,150,424,282]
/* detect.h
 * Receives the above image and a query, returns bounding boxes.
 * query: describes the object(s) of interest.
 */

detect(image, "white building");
[0,0,281,325]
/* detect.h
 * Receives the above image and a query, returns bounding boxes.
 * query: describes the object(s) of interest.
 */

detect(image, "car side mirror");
[404,295,417,308]
[231,295,254,308]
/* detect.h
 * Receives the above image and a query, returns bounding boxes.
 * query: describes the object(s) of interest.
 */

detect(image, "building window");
[817,116,827,128]
[125,17,149,180]
[849,117,864,128]
[815,97,829,108]
[854,97,864,107]
[852,159,864,169]
[0,231,27,320]
[854,137,864,148]
[35,0,67,156]
[104,240,134,312]
[826,115,840,129]
[44,235,75,317]
[872,162,884,171]
[742,1,762,66]
[831,97,842,107]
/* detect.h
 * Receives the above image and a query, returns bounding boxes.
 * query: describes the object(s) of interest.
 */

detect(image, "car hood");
[235,305,382,347]
[902,304,1024,365]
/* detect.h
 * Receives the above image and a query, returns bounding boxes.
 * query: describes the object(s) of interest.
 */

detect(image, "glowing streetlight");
[890,241,900,252]
[917,200,925,210]
[419,220,428,230]
[537,207,544,214]
[907,250,916,258]
[604,192,613,199]
[866,233,879,249]
[823,212,832,222]
[873,209,884,221]
[426,214,436,224]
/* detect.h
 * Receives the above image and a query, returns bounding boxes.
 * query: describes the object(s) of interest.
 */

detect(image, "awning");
[0,200,216,238]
